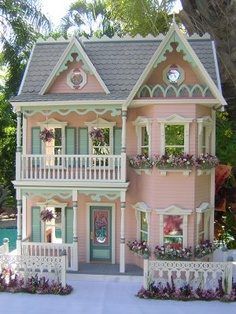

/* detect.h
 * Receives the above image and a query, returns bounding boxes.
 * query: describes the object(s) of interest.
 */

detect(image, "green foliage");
[216,111,236,166]
[106,0,175,36]
[61,0,120,38]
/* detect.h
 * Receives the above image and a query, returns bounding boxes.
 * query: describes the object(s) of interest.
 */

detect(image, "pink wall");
[47,61,105,94]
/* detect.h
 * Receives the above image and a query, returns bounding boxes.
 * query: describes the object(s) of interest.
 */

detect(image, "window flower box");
[195,154,219,170]
[194,240,219,258]
[154,245,192,260]
[129,155,153,173]
[127,240,151,258]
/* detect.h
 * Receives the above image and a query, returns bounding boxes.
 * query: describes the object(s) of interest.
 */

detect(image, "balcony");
[19,154,126,182]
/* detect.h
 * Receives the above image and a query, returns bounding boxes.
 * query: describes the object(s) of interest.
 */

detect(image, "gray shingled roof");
[12,38,218,102]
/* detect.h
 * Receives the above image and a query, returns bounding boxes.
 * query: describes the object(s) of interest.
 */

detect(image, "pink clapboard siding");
[47,61,105,94]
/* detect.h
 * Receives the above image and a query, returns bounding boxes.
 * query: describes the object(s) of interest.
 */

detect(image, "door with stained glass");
[90,206,112,261]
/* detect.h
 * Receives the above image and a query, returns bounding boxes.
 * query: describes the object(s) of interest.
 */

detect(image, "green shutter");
[113,127,122,155]
[31,207,41,242]
[66,127,76,167]
[65,207,73,243]
[78,128,88,154]
[66,127,76,154]
[32,127,42,154]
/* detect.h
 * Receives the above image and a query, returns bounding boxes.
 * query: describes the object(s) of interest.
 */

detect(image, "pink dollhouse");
[11,22,226,272]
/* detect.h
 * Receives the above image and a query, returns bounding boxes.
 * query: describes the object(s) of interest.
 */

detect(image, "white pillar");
[22,113,27,155]
[72,190,78,271]
[121,110,127,182]
[16,110,22,180]
[120,191,126,273]
[16,189,22,254]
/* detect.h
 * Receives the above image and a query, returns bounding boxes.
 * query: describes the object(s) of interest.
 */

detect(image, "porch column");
[16,188,22,254]
[72,190,79,271]
[120,191,126,273]
[16,110,22,180]
[121,110,127,182]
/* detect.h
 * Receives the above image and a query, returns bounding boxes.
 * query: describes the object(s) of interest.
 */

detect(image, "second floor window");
[45,127,62,156]
[140,126,149,156]
[91,127,111,155]
[165,124,184,155]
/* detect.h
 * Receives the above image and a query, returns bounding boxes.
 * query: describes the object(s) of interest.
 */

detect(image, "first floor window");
[163,215,183,249]
[140,211,148,241]
[165,124,184,155]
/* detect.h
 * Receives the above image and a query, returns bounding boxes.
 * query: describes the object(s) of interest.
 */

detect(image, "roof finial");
[172,12,176,24]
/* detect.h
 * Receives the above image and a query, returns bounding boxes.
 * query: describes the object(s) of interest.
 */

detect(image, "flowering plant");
[127,240,151,258]
[194,154,219,170]
[195,240,218,258]
[39,128,55,142]
[129,155,153,169]
[154,245,192,260]
[153,154,195,170]
[89,127,105,143]
[40,209,55,222]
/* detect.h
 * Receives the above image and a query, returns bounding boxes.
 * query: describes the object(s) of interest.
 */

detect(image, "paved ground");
[0,276,235,314]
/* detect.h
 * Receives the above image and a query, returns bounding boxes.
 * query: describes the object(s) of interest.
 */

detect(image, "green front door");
[90,206,112,261]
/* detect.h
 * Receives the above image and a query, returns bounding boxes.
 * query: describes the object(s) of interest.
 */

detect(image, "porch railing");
[19,154,125,182]
[21,241,78,271]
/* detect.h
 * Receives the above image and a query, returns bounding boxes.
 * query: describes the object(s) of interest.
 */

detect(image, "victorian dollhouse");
[11,21,226,272]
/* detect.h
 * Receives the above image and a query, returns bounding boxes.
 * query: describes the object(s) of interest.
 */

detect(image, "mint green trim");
[113,127,122,155]
[66,127,76,154]
[78,128,88,154]
[57,45,92,76]
[65,207,73,243]
[31,127,41,154]
[31,207,41,242]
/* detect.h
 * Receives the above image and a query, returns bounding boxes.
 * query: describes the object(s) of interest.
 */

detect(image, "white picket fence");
[21,241,78,271]
[143,259,233,294]
[0,253,66,287]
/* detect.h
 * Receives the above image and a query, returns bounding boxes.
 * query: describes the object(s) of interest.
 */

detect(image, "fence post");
[225,262,233,294]
[143,257,149,290]
[3,238,9,254]
[60,249,67,288]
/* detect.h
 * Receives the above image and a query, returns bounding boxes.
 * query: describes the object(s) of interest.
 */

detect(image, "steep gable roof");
[125,22,226,107]
[40,36,109,95]
[12,31,222,104]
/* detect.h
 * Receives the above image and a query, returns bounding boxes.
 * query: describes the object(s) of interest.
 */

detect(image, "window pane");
[141,127,149,146]
[141,231,148,242]
[164,215,183,236]
[141,147,149,156]
[165,125,184,146]
[164,236,183,249]
[165,147,184,155]
[140,212,148,232]
[55,128,62,146]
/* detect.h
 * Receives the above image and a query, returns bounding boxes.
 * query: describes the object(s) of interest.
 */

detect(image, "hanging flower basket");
[40,209,55,222]
[39,128,55,142]
[89,127,105,143]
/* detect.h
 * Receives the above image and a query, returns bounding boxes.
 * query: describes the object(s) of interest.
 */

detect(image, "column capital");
[121,202,126,209]
[122,110,127,118]
[72,201,77,207]
[120,237,125,243]
[16,110,22,117]
[17,200,22,207]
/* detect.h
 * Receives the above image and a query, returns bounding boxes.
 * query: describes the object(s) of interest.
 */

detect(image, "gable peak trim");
[39,36,110,95]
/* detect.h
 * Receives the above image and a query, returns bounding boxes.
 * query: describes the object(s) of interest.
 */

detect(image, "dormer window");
[67,67,87,90]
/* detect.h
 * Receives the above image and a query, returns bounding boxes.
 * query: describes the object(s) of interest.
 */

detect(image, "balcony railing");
[19,154,125,182]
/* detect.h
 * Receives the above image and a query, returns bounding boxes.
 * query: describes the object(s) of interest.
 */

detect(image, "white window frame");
[38,118,67,155]
[37,199,67,243]
[197,116,213,155]
[133,202,151,242]
[133,116,152,157]
[156,205,192,248]
[85,117,116,155]
[196,202,212,243]
[158,114,192,155]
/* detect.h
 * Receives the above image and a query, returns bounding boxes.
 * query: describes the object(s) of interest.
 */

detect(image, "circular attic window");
[67,67,87,89]
[163,64,184,86]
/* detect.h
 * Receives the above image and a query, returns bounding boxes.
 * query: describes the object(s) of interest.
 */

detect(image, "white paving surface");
[0,276,235,314]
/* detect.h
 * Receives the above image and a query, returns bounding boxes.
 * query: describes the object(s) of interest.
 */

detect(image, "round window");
[166,65,181,84]
[70,69,83,88]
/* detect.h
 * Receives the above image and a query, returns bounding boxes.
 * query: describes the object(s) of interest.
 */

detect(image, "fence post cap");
[3,238,9,243]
